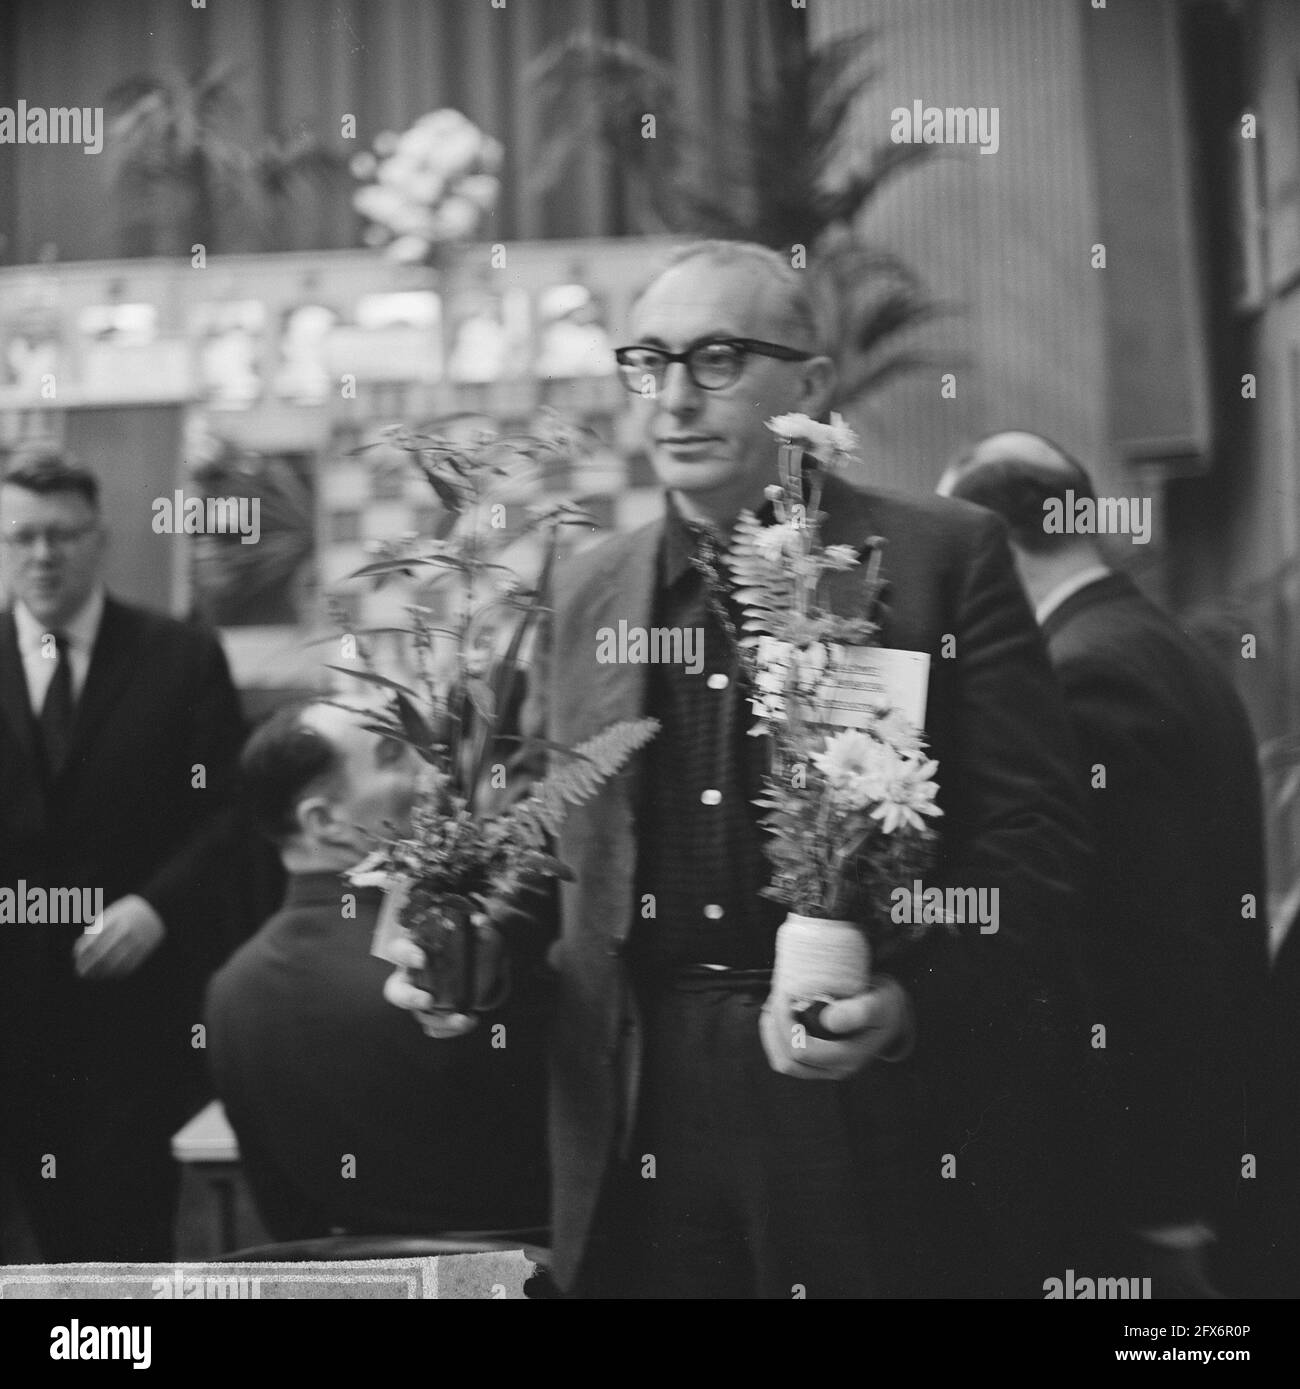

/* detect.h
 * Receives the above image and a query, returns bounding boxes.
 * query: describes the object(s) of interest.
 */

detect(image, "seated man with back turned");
[205,700,549,1242]
[939,431,1269,1297]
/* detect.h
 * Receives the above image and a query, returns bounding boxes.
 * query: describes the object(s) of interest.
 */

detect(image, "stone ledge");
[0,1250,538,1299]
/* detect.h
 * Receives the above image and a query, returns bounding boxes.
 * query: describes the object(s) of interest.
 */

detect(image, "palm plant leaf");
[524,32,690,231]
[524,27,942,405]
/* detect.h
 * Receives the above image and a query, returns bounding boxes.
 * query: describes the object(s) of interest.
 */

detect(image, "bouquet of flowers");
[350,109,503,266]
[727,413,944,1009]
[336,417,656,1013]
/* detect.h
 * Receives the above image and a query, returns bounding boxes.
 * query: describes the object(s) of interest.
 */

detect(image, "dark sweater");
[205,871,549,1240]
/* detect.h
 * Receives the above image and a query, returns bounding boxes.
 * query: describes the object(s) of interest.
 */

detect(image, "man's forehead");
[300,701,379,754]
[631,259,783,342]
[0,485,90,516]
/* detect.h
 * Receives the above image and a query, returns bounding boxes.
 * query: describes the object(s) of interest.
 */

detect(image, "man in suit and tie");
[938,430,1270,1297]
[0,446,244,1261]
[389,242,1091,1297]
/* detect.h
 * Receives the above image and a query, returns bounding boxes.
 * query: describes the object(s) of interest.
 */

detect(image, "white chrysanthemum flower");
[873,705,925,756]
[810,729,890,810]
[765,412,860,467]
[821,543,859,571]
[871,756,942,834]
[754,522,801,563]
[823,412,859,456]
[767,412,814,441]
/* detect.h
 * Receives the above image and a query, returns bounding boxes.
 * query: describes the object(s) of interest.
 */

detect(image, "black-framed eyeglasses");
[0,522,98,553]
[614,337,814,393]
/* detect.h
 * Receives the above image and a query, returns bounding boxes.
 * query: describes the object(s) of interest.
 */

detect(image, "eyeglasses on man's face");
[614,337,814,393]
[0,522,99,553]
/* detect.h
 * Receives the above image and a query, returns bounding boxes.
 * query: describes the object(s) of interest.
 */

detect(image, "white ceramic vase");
[773,913,870,1001]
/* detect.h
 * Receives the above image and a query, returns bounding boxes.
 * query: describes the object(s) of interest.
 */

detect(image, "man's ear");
[296,795,342,845]
[799,355,837,419]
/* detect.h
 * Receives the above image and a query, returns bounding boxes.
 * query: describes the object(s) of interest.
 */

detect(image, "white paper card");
[365,877,412,967]
[752,639,931,730]
[815,646,930,730]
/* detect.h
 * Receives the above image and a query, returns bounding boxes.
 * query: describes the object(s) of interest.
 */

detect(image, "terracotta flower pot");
[400,892,487,1014]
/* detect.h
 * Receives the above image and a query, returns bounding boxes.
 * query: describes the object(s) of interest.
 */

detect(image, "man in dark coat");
[390,243,1091,1297]
[0,446,244,1261]
[939,429,1270,1297]
[206,701,549,1242]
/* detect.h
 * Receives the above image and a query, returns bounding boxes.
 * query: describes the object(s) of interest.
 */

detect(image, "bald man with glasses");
[390,241,1091,1298]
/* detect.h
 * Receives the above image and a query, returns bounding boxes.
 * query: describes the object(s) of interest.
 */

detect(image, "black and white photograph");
[0,0,1295,1359]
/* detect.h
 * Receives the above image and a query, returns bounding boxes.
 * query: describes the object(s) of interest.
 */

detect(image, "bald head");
[241,698,418,872]
[963,431,1085,476]
[632,240,822,355]
[937,430,1097,555]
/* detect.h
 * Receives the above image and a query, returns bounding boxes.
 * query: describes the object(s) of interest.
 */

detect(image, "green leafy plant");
[104,64,340,255]
[724,416,944,951]
[334,415,658,914]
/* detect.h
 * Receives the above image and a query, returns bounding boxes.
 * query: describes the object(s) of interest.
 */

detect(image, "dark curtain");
[0,0,804,264]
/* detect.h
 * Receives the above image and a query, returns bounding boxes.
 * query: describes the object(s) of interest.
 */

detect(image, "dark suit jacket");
[0,594,244,1143]
[1258,906,1300,1295]
[526,475,1092,1292]
[1041,572,1268,1232]
[205,872,550,1240]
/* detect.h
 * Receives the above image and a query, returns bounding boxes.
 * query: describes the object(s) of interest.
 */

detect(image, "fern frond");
[523,718,659,837]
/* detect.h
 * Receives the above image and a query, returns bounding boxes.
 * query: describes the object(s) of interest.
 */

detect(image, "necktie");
[39,631,75,777]
[683,520,739,639]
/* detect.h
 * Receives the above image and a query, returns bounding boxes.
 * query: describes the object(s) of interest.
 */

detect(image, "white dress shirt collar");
[14,584,106,655]
[13,586,107,712]
[1034,565,1112,627]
